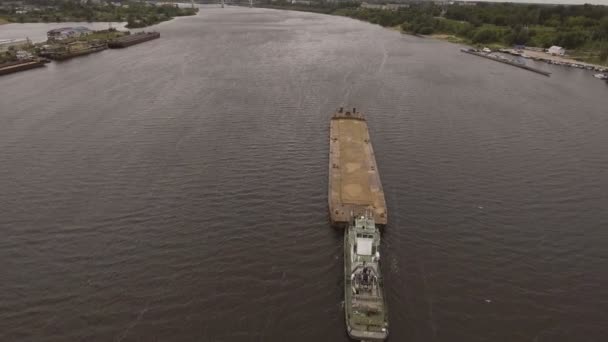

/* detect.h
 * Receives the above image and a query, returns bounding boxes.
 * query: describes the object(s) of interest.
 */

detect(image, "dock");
[329,108,387,227]
[461,48,551,77]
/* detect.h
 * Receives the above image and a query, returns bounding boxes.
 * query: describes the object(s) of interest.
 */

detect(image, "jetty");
[461,48,551,77]
[329,108,387,227]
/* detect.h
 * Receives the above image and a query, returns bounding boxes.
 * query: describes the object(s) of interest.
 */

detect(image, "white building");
[361,2,409,10]
[361,2,384,9]
[15,50,33,60]
[47,27,92,41]
[548,46,566,56]
[385,3,409,10]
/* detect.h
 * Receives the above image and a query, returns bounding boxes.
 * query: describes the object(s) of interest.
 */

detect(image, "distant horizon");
[455,0,607,5]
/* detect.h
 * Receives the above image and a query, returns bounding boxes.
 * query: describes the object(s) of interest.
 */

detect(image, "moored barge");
[42,43,107,61]
[0,59,48,76]
[108,32,160,48]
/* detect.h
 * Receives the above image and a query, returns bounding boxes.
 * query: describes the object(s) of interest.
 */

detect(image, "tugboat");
[344,213,388,341]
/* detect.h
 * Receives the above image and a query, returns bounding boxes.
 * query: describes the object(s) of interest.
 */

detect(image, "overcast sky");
[462,0,608,5]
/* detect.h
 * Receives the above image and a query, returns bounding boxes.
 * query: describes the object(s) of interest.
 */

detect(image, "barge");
[108,32,160,48]
[0,59,47,76]
[43,43,107,61]
[461,48,551,77]
[329,108,387,227]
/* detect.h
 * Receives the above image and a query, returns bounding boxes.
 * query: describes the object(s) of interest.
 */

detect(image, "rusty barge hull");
[0,60,46,76]
[329,108,387,227]
[108,32,160,48]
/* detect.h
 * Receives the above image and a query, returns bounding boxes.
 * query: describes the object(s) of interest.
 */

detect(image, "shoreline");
[0,4,197,30]
[0,17,173,30]
[430,34,607,72]
[0,28,159,77]
[256,5,608,70]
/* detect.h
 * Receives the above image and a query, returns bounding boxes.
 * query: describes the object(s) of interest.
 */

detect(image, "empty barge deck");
[329,108,387,227]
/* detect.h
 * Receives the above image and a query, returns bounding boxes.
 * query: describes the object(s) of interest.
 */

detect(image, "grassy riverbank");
[0,1,197,28]
[258,1,608,66]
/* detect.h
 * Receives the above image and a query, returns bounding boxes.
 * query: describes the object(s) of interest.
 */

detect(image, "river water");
[1,6,607,342]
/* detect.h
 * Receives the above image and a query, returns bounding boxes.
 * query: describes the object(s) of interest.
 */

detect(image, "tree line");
[0,0,198,27]
[259,1,608,63]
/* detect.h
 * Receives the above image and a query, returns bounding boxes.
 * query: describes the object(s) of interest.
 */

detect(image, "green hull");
[46,45,107,61]
[344,215,388,341]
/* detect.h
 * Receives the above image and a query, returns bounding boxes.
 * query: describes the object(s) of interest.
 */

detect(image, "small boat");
[593,73,608,80]
[344,213,388,341]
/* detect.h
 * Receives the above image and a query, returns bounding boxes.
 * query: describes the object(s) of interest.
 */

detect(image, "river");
[1,6,607,342]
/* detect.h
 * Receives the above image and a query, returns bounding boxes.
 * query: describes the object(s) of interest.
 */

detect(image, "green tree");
[599,16,608,39]
[599,46,608,62]
[472,27,499,44]
[514,28,530,45]
[557,30,587,49]
[127,14,136,27]
[544,14,561,27]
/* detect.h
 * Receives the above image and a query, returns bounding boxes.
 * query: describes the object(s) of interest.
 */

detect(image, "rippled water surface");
[1,6,608,342]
